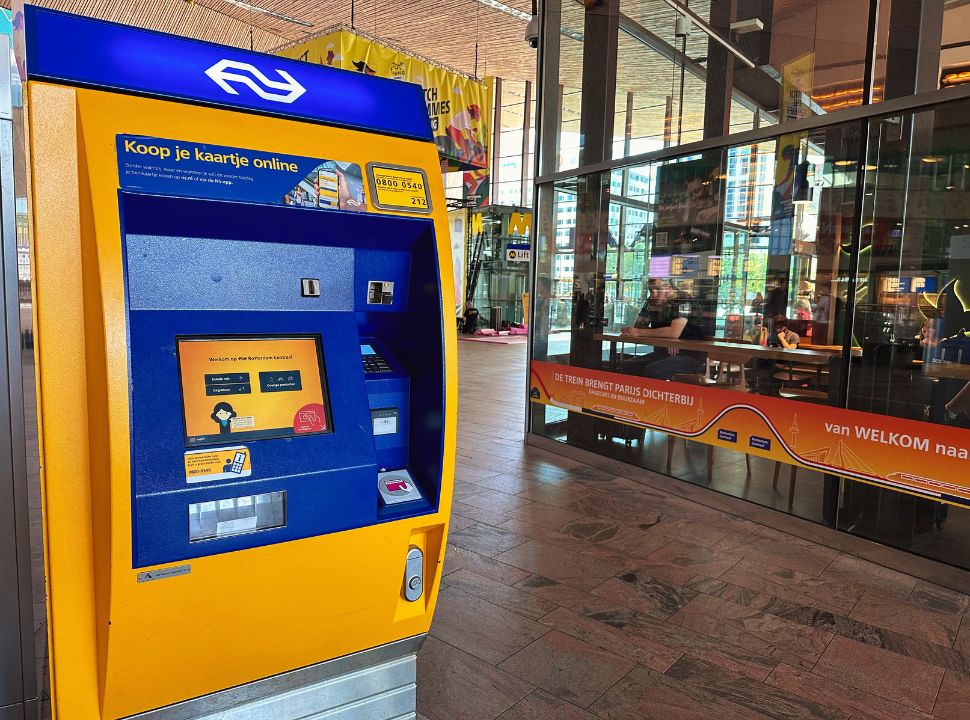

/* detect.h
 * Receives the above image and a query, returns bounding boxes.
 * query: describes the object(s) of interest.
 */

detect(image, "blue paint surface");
[120,193,444,567]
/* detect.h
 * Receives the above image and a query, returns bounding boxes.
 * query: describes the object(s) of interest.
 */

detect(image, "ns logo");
[204,59,307,104]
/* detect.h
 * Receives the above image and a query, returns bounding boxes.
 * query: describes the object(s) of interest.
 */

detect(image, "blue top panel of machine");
[22,5,434,142]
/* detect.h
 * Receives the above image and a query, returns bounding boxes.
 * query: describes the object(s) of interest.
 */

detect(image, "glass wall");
[538,0,970,177]
[530,0,970,571]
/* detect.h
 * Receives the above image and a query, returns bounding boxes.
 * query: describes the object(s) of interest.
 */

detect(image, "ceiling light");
[472,0,531,21]
[217,0,313,26]
[921,156,945,163]
[470,0,583,41]
[863,164,878,171]
[833,159,856,167]
[730,18,764,33]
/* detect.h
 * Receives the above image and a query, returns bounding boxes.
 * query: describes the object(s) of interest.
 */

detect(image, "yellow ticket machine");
[21,6,455,718]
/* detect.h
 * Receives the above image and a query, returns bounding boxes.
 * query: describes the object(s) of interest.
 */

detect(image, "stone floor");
[416,341,970,720]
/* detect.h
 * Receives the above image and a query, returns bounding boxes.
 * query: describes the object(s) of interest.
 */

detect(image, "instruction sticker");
[184,446,252,483]
[367,163,432,214]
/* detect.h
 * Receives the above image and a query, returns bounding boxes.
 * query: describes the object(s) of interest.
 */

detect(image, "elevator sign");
[507,243,531,263]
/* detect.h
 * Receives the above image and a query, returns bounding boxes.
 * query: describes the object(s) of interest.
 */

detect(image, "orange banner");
[529,361,970,507]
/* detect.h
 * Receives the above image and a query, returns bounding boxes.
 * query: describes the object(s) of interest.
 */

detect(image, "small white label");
[216,516,259,536]
[231,416,256,430]
[374,415,398,435]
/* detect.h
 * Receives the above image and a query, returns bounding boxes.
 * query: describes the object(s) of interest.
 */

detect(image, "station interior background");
[8,2,970,720]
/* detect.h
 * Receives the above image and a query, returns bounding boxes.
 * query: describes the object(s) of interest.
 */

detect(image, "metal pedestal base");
[128,635,425,720]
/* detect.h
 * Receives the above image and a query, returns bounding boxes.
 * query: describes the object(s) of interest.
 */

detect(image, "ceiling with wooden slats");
[6,0,540,82]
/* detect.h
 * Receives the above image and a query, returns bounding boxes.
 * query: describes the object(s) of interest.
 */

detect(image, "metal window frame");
[535,83,970,187]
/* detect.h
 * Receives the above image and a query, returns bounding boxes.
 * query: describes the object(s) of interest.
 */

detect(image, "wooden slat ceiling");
[9,0,540,82]
[10,1,904,147]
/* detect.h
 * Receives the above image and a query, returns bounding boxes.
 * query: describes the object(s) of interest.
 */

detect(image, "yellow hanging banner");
[276,27,492,173]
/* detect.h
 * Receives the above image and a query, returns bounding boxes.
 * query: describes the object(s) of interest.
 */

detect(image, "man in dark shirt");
[620,279,708,379]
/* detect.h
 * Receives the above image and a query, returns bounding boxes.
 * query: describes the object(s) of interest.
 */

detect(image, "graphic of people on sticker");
[211,401,237,435]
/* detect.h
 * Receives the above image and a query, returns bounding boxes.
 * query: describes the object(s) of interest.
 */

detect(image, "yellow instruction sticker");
[184,446,252,484]
[367,163,432,213]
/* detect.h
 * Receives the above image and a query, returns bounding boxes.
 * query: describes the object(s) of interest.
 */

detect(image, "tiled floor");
[417,341,970,720]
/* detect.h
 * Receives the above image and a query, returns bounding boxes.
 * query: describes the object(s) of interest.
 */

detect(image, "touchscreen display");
[177,336,331,447]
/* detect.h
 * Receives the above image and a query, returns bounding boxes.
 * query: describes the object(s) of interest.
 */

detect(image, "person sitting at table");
[619,279,708,379]
[762,315,800,349]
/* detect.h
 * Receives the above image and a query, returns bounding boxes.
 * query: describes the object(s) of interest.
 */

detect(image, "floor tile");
[495,690,598,720]
[933,670,970,720]
[669,593,833,670]
[443,544,532,585]
[441,569,558,620]
[454,464,506,484]
[577,544,643,573]
[431,587,549,664]
[559,517,625,543]
[450,513,481,531]
[634,540,742,586]
[650,516,731,548]
[496,540,625,592]
[765,663,933,720]
[417,636,534,720]
[665,655,848,720]
[452,500,511,526]
[719,556,862,614]
[494,517,593,552]
[595,526,674,561]
[821,554,917,600]
[436,343,970,720]
[504,503,584,530]
[955,618,970,656]
[476,473,543,495]
[813,636,945,713]
[565,492,662,526]
[448,523,531,558]
[592,572,698,618]
[850,592,961,647]
[513,574,616,612]
[589,663,768,720]
[458,489,536,515]
[515,482,586,508]
[691,577,970,673]
[910,581,970,617]
[622,611,780,680]
[498,630,635,708]
[725,534,839,575]
[539,605,683,671]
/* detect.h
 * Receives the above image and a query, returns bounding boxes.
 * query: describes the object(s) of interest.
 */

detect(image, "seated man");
[768,315,800,349]
[620,279,708,380]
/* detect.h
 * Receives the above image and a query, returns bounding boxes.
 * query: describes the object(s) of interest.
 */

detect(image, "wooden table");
[922,361,970,382]
[594,334,857,392]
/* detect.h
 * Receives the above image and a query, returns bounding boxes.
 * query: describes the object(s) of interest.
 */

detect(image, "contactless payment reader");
[21,7,456,719]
